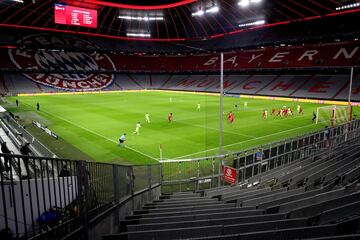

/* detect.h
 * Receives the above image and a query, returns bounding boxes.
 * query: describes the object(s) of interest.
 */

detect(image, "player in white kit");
[197,103,201,111]
[133,122,141,135]
[145,113,150,123]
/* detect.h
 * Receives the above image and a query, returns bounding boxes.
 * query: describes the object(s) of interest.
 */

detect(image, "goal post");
[316,105,351,127]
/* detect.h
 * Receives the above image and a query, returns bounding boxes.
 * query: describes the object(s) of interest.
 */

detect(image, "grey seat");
[127,213,286,232]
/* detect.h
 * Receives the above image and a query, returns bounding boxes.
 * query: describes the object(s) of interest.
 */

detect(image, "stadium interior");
[0,0,360,239]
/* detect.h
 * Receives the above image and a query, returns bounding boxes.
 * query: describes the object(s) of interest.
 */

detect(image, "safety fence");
[0,155,161,239]
[160,119,360,193]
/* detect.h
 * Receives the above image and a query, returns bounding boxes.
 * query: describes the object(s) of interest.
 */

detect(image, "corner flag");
[159,144,163,160]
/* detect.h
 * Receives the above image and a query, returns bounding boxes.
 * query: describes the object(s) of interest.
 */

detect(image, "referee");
[119,133,126,147]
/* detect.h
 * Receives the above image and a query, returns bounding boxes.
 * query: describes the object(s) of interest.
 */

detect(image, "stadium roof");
[0,0,359,41]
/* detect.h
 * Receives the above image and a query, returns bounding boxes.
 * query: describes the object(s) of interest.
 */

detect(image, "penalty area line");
[173,123,317,160]
[175,120,257,139]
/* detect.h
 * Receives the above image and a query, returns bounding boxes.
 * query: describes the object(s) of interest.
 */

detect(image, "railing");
[160,119,360,193]
[0,155,161,239]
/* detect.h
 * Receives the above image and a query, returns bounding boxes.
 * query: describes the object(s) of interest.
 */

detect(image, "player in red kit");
[299,107,303,114]
[271,108,276,115]
[284,108,288,117]
[168,113,173,123]
[227,112,233,124]
[229,113,235,124]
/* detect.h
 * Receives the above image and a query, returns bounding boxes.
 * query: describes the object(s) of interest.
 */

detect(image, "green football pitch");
[4,91,354,165]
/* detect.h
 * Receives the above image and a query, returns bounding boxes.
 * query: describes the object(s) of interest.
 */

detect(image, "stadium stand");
[1,73,360,101]
[100,138,360,240]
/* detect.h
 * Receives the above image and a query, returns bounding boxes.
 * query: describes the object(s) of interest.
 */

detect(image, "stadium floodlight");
[250,0,262,3]
[336,2,360,11]
[238,0,250,8]
[148,17,164,21]
[118,15,164,21]
[238,19,265,27]
[192,9,205,16]
[118,16,132,20]
[11,0,24,2]
[126,33,151,38]
[205,6,219,13]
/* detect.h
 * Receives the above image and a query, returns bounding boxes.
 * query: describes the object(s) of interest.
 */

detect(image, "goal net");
[316,105,351,126]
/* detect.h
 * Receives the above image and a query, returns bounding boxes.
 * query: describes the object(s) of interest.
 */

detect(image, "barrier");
[160,119,360,193]
[0,154,161,239]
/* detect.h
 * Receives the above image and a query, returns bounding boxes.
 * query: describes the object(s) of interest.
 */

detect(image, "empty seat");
[242,187,304,207]
[266,187,351,214]
[221,187,272,202]
[289,191,360,218]
[318,201,360,224]
[144,203,236,213]
[303,235,360,240]
[139,209,265,224]
[137,206,255,219]
[117,225,223,240]
[127,213,286,232]
[187,225,337,240]
[223,218,308,235]
[258,188,323,209]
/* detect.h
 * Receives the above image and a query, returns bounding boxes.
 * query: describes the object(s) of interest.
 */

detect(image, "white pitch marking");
[175,120,257,139]
[54,114,158,161]
[172,123,317,160]
[22,103,159,161]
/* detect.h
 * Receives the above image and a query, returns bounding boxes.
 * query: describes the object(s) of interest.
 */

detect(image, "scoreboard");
[54,4,97,28]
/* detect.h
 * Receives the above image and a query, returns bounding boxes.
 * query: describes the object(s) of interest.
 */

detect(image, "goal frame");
[316,105,351,127]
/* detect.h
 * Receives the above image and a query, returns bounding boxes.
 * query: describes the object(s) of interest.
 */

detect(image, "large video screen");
[54,4,97,28]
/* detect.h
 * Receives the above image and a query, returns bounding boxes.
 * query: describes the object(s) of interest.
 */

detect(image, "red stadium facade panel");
[111,41,360,71]
[1,38,359,72]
